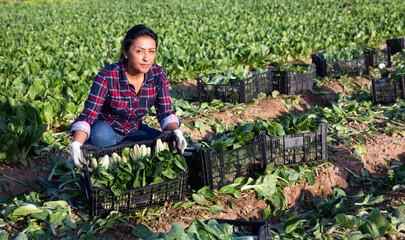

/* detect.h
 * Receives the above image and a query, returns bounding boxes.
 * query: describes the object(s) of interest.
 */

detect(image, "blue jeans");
[86,120,162,148]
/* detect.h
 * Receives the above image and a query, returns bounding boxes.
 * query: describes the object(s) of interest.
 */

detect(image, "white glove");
[173,129,187,155]
[71,141,85,169]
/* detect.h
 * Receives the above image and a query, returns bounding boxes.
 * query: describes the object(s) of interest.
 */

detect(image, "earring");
[125,56,128,59]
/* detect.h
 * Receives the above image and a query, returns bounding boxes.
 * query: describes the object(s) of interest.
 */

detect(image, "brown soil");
[0,152,69,198]
[1,76,404,239]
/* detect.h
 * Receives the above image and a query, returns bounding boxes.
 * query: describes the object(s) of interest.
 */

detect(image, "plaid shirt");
[70,62,179,137]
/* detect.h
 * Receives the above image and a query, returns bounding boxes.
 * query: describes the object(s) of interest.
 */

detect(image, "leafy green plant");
[201,66,251,85]
[318,46,372,61]
[0,102,47,166]
[0,193,76,239]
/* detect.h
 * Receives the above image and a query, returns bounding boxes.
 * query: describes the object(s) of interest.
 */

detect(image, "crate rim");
[196,70,272,87]
[272,63,315,74]
[80,131,174,155]
[311,52,366,63]
[185,131,266,155]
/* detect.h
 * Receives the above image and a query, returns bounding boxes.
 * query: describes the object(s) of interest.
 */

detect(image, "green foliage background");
[1,0,404,127]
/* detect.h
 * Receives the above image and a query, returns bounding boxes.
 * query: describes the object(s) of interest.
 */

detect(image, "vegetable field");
[1,0,405,239]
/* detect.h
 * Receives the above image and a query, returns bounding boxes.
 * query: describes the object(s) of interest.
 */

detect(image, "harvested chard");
[90,139,187,196]
[99,155,110,169]
[91,158,98,168]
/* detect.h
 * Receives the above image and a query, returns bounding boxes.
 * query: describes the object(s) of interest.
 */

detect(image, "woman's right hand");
[71,141,85,169]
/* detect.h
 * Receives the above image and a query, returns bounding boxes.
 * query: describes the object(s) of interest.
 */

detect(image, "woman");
[70,24,187,169]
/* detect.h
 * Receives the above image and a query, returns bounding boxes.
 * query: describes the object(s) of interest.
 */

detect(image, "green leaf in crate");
[235,123,253,133]
[173,155,187,171]
[110,185,124,196]
[196,219,221,238]
[162,168,178,179]
[294,115,309,131]
[162,222,190,239]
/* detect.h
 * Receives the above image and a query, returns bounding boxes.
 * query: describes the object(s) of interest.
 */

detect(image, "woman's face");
[123,35,156,75]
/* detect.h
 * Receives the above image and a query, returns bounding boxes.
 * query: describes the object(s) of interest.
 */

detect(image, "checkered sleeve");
[70,72,108,137]
[155,68,179,130]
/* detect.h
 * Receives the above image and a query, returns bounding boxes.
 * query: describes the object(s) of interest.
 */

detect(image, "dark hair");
[119,24,158,62]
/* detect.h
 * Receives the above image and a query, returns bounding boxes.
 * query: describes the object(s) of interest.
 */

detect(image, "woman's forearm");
[73,130,88,144]
[163,122,179,131]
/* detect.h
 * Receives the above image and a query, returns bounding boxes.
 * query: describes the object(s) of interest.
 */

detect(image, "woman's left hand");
[173,129,187,155]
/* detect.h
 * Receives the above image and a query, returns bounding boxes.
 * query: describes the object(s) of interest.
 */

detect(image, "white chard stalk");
[91,158,98,168]
[163,142,169,151]
[139,144,147,158]
[133,144,141,161]
[146,147,151,156]
[99,155,110,169]
[112,152,120,164]
[155,139,164,153]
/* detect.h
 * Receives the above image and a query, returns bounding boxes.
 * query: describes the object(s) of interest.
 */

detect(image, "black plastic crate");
[272,64,316,94]
[387,37,405,55]
[372,74,405,104]
[365,47,391,69]
[311,53,369,78]
[184,134,266,190]
[203,218,272,240]
[80,132,188,217]
[263,122,328,167]
[196,71,272,104]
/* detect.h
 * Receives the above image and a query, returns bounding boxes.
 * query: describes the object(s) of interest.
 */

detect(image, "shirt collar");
[119,62,155,85]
